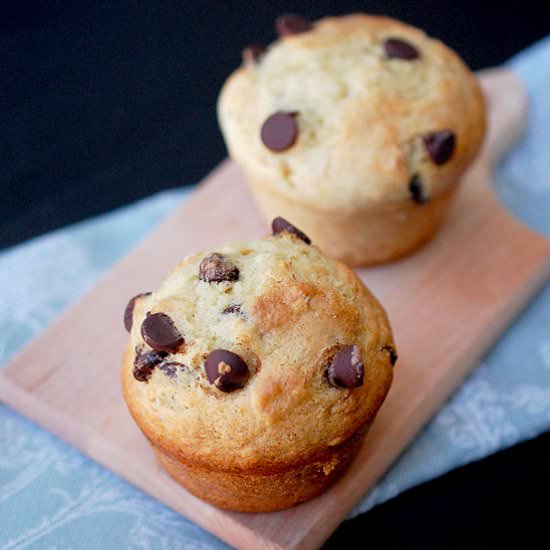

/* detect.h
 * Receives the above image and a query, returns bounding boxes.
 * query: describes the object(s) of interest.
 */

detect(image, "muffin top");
[218,13,486,209]
[122,220,394,471]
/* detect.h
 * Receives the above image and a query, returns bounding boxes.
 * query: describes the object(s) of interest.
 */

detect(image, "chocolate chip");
[423,130,456,165]
[124,292,151,332]
[271,216,311,244]
[199,253,239,283]
[383,38,420,60]
[409,173,428,204]
[327,345,364,389]
[205,349,249,392]
[242,44,266,64]
[141,312,184,353]
[222,303,244,316]
[275,14,312,37]
[261,111,298,152]
[133,348,167,382]
[158,362,184,379]
[381,345,398,366]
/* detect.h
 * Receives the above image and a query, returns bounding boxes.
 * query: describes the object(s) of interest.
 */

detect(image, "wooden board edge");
[0,374,287,550]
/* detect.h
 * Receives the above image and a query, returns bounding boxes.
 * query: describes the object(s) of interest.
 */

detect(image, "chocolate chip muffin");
[218,13,486,265]
[121,219,395,512]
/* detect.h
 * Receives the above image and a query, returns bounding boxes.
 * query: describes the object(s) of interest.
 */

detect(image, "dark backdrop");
[2,0,549,248]
[1,1,549,548]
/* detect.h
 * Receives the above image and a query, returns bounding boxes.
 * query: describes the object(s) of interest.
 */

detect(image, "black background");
[2,1,549,547]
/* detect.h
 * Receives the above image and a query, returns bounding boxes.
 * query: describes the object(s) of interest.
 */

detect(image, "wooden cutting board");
[1,68,549,550]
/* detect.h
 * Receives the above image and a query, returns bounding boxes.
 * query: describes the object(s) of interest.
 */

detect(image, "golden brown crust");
[150,424,368,512]
[121,234,394,509]
[247,174,459,265]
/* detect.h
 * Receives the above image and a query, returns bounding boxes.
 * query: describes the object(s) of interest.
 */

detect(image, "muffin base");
[246,175,459,266]
[151,424,369,513]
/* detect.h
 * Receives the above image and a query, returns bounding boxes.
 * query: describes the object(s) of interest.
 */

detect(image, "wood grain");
[1,69,549,550]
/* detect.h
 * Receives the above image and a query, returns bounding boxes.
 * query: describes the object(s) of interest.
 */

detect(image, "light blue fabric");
[2,36,550,548]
